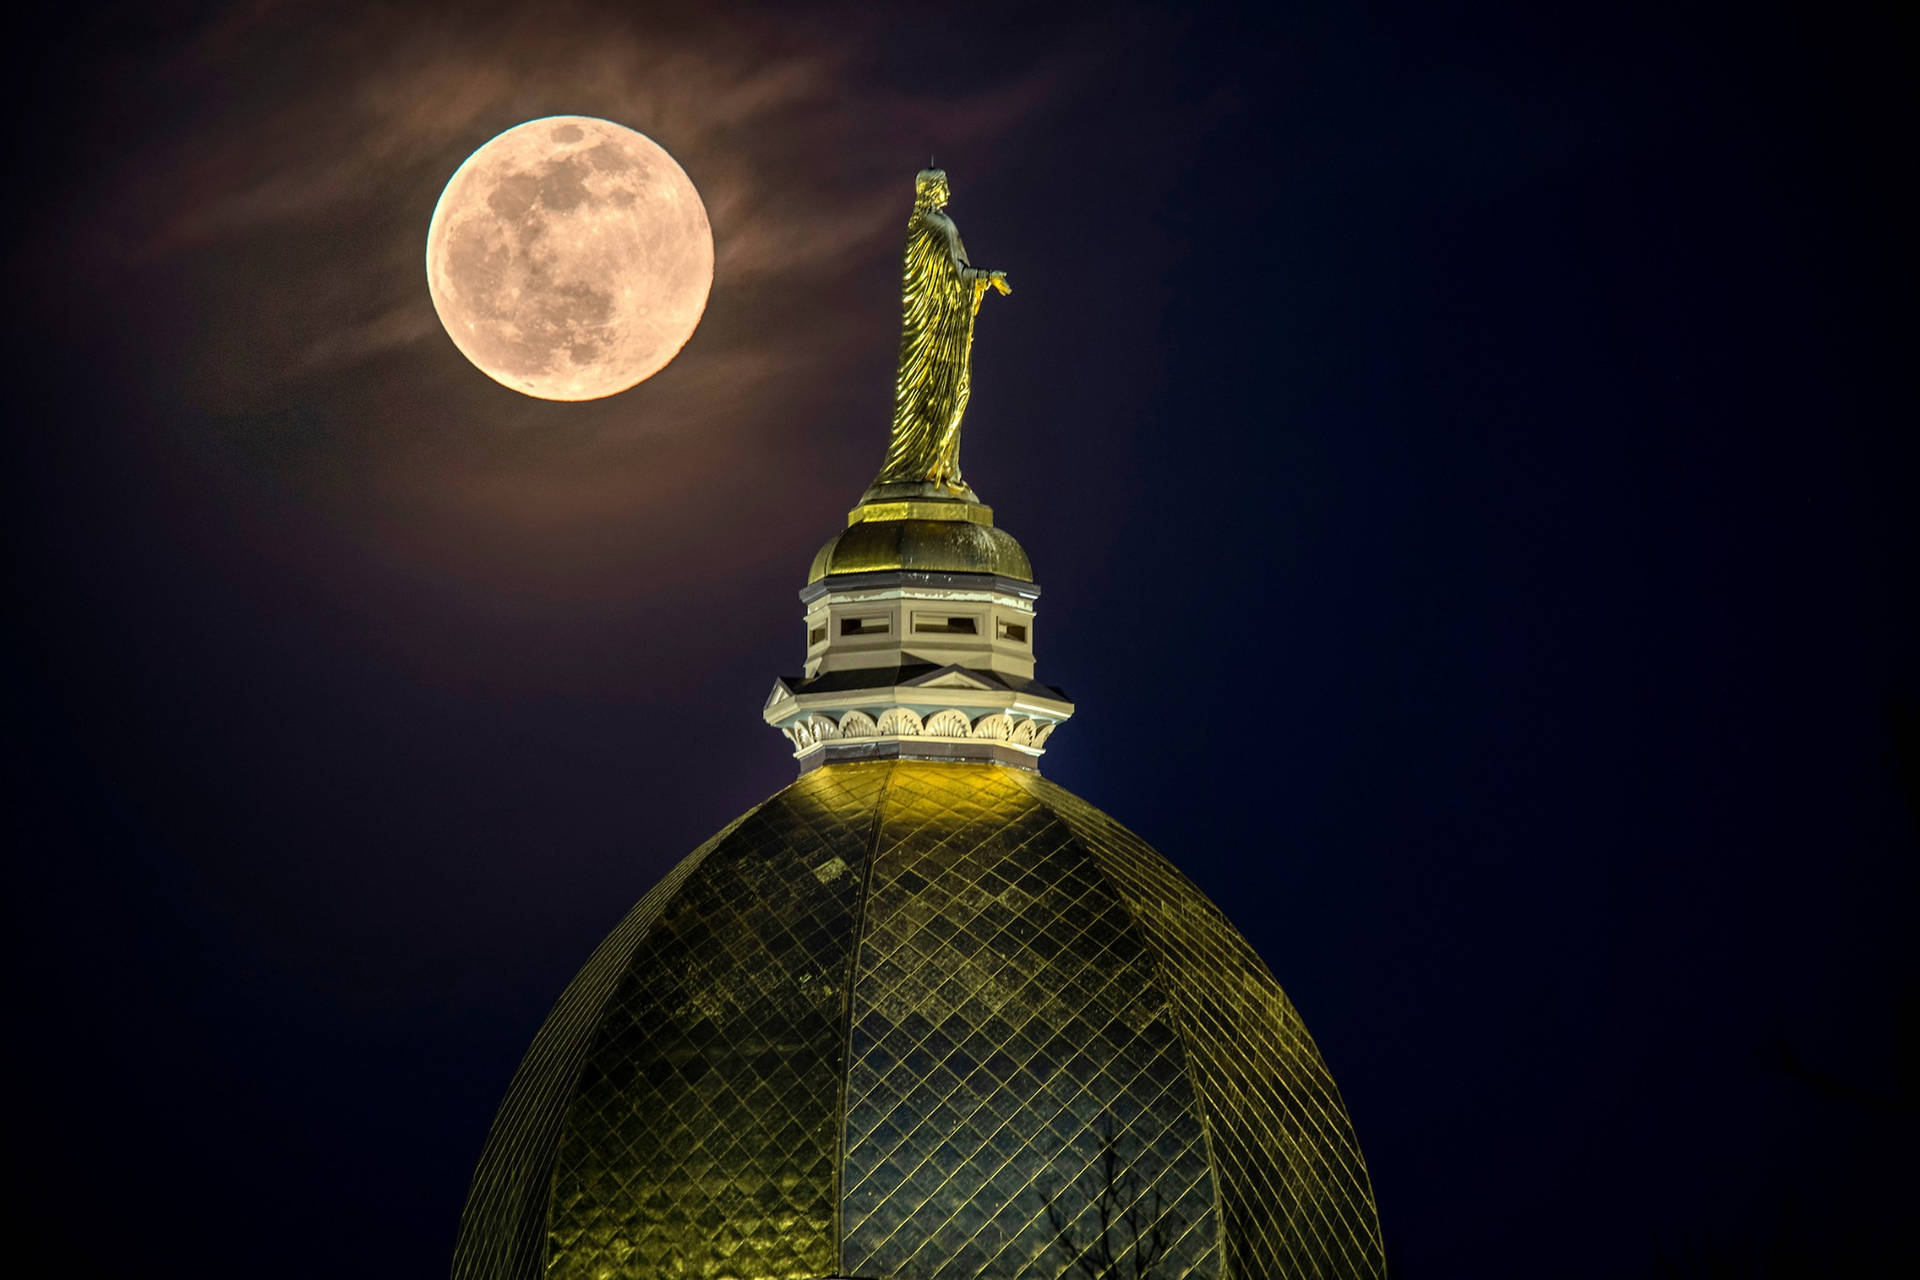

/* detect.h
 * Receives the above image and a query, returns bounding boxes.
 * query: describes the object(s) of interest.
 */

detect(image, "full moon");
[426,116,713,400]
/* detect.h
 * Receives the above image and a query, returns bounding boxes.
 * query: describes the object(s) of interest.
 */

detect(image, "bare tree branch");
[1039,1115,1184,1280]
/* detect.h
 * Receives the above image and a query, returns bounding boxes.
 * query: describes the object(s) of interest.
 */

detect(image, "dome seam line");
[1033,776,1236,1280]
[828,761,896,1276]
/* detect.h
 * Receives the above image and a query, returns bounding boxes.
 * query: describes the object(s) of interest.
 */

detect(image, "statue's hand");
[989,270,1011,296]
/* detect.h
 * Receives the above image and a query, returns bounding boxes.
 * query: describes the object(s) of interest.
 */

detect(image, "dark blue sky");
[8,1,1913,1275]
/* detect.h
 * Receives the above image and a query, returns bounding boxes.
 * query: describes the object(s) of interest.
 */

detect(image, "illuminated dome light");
[451,760,1385,1280]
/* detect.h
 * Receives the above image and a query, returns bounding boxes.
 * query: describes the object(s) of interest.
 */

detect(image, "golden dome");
[451,760,1385,1280]
[808,499,1033,584]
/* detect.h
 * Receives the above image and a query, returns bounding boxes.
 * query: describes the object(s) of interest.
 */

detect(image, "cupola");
[767,487,1073,770]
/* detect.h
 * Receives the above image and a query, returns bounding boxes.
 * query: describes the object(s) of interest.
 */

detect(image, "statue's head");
[914,168,950,209]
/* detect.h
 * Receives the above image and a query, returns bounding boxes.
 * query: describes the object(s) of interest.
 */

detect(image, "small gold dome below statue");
[808,504,1033,583]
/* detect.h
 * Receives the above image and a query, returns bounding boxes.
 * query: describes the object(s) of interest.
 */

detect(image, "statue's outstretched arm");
[937,215,1011,295]
[968,265,1011,295]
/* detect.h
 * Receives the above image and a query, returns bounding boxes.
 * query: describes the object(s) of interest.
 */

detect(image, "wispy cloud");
[25,0,1152,602]
[91,1,1080,401]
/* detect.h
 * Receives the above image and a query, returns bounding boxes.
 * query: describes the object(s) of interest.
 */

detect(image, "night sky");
[8,2,1914,1275]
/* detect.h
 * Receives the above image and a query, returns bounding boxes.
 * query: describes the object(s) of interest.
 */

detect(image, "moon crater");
[427,116,713,401]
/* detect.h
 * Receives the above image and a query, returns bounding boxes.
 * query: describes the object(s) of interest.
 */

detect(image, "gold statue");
[868,168,1011,497]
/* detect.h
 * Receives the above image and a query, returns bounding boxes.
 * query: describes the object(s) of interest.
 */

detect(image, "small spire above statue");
[865,168,1011,502]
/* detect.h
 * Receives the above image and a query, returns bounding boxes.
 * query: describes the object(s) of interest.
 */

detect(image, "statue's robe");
[874,208,985,489]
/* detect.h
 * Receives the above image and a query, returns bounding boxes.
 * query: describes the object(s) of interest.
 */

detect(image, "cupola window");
[841,615,891,636]
[912,613,978,635]
[996,620,1027,643]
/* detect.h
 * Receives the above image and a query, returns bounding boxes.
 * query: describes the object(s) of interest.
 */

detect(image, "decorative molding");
[919,671,995,690]
[774,705,1065,760]
[925,708,972,737]
[798,568,1042,606]
[874,707,924,737]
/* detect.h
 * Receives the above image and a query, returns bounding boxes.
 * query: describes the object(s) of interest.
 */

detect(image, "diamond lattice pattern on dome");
[449,812,749,1280]
[841,763,1219,1278]
[545,768,886,1280]
[1028,777,1386,1277]
[449,761,1385,1280]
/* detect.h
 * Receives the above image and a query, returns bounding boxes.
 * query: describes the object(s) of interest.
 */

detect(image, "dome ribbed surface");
[452,761,1384,1280]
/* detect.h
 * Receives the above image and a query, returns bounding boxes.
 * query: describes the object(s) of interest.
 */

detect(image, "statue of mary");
[867,168,1010,497]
